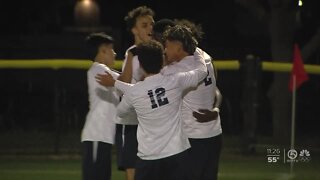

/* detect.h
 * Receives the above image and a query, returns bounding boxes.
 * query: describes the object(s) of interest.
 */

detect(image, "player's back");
[128,73,190,159]
[126,73,190,160]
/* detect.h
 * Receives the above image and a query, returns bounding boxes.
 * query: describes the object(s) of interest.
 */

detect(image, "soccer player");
[98,27,207,180]
[110,6,155,180]
[81,32,118,180]
[154,19,223,122]
[162,19,223,180]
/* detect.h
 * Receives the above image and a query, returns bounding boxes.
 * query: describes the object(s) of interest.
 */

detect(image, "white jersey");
[122,45,144,84]
[116,45,144,125]
[161,48,222,139]
[115,55,207,160]
[81,62,119,144]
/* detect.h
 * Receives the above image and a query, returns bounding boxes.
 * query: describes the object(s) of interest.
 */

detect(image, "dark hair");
[136,40,164,74]
[85,32,114,60]
[174,19,204,42]
[163,25,198,55]
[153,19,175,44]
[124,6,155,31]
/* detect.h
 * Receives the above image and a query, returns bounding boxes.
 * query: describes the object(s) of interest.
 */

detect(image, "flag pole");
[289,43,309,176]
[290,74,296,175]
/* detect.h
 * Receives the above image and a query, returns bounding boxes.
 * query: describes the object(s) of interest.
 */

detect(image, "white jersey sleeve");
[116,93,136,123]
[114,80,134,94]
[176,55,207,90]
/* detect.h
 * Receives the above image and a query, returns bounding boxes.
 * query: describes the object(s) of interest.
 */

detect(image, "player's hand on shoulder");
[193,109,218,123]
[95,71,115,87]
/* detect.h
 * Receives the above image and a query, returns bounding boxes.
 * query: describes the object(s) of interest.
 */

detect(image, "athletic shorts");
[82,141,112,180]
[115,124,138,170]
[187,134,222,180]
[135,150,189,180]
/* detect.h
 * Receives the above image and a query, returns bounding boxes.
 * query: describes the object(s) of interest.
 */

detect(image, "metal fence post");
[241,54,261,154]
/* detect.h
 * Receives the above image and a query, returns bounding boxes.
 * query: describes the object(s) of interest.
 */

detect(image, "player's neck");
[94,56,103,64]
[95,55,107,66]
[134,37,142,45]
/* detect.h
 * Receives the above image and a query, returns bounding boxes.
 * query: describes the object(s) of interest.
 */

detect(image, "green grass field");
[0,150,319,180]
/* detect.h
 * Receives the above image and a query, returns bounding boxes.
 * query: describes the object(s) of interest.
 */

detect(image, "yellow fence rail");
[0,59,319,74]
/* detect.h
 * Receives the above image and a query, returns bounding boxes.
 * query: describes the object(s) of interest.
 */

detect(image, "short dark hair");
[124,6,155,31]
[163,25,198,55]
[85,32,114,60]
[136,40,164,74]
[174,19,204,42]
[153,19,175,44]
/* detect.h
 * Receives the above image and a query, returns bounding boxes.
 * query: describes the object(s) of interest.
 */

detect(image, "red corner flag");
[288,44,309,92]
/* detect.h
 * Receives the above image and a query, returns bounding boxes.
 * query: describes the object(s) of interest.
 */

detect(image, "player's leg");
[82,141,95,180]
[134,153,190,180]
[115,124,138,180]
[126,168,135,180]
[187,138,208,180]
[135,158,160,180]
[167,150,190,180]
[203,134,222,180]
[123,125,138,180]
[115,124,125,171]
[95,142,112,180]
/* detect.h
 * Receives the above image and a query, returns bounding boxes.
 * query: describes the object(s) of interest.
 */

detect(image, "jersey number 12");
[147,87,169,109]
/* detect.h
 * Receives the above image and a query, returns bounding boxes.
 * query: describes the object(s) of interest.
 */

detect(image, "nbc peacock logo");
[298,149,311,162]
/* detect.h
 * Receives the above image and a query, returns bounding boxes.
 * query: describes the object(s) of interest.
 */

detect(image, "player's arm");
[95,71,133,94]
[118,51,134,83]
[212,58,221,108]
[214,87,222,108]
[194,87,222,123]
[177,49,207,89]
[114,80,134,94]
[210,62,223,109]
[116,93,134,120]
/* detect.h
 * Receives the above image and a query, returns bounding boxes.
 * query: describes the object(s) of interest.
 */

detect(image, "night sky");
[1,0,236,34]
[0,0,318,59]
[0,0,319,59]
